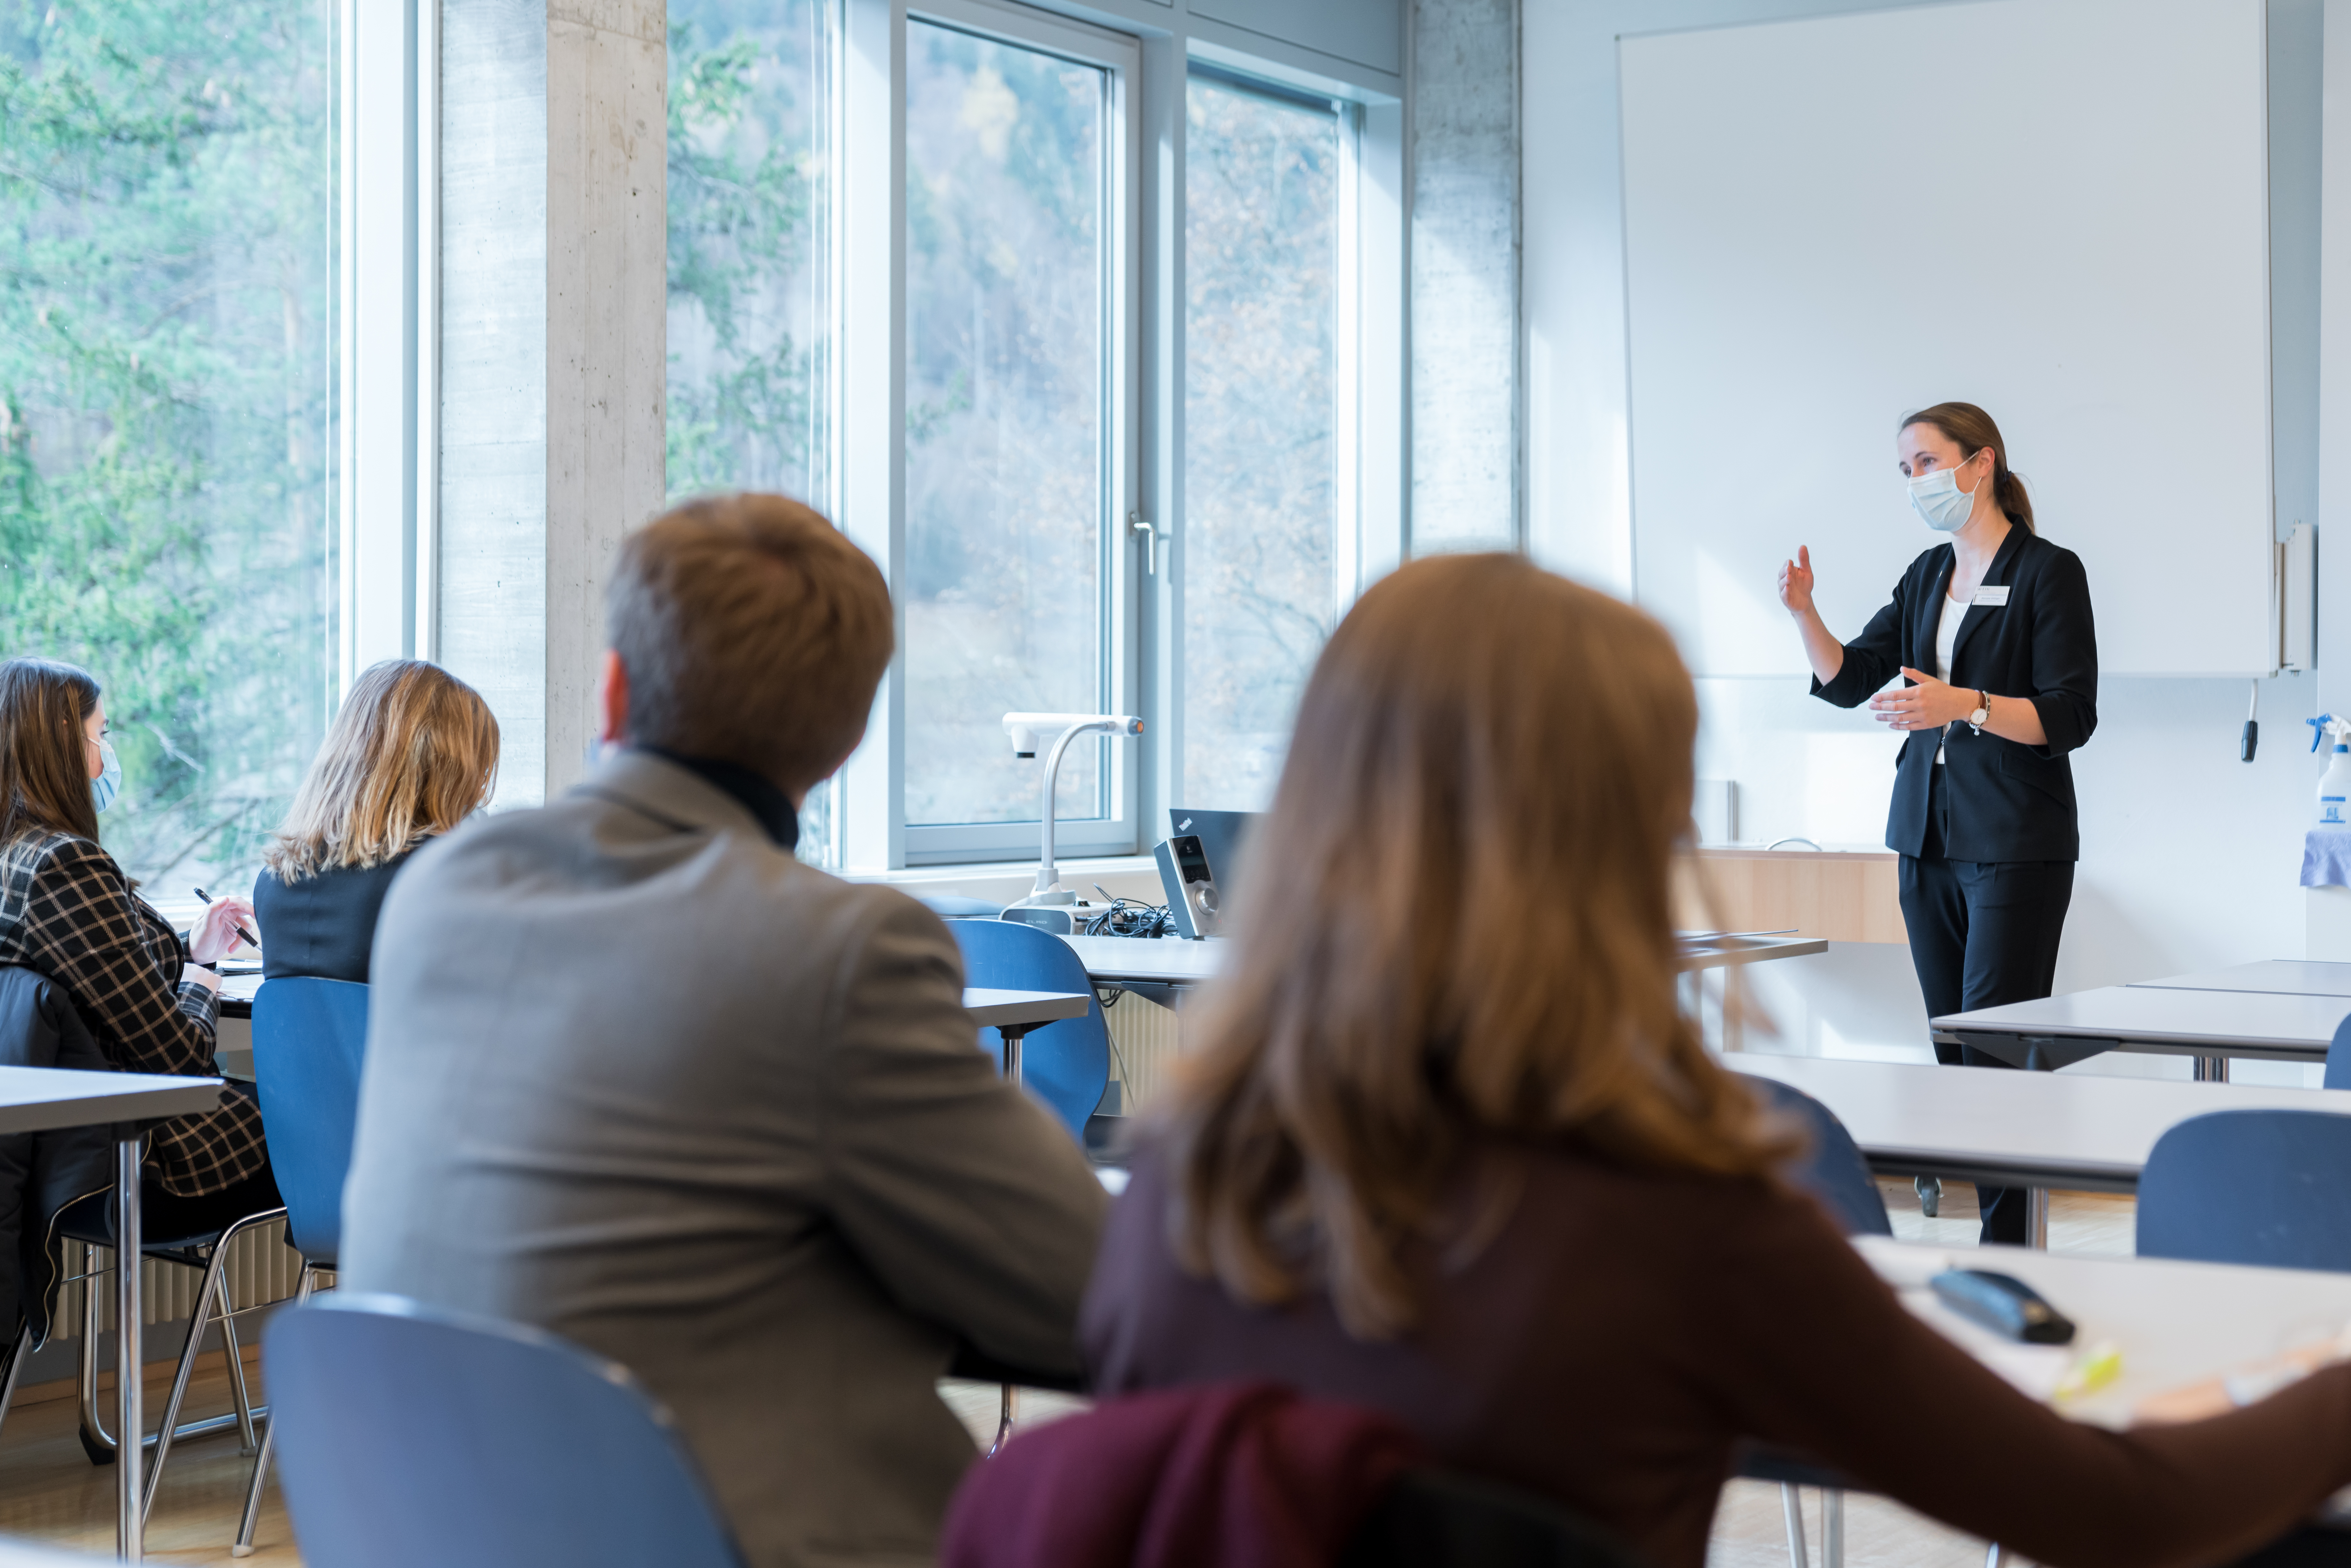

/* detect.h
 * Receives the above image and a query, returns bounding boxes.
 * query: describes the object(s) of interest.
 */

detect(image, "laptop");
[1167,808,1262,901]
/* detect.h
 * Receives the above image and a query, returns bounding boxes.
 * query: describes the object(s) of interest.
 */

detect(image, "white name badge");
[1972,585,2011,607]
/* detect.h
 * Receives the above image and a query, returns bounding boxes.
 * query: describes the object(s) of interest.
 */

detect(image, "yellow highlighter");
[2055,1341,2123,1404]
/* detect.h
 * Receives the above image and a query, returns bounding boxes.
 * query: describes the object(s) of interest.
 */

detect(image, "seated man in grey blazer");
[340,494,1109,1568]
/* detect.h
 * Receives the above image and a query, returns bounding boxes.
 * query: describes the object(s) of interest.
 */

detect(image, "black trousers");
[1897,766,2074,1247]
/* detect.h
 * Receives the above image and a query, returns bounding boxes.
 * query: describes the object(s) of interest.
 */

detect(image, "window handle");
[1128,512,1156,576]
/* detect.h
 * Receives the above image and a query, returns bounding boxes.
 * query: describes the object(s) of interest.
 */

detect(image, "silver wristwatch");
[1967,690,1991,733]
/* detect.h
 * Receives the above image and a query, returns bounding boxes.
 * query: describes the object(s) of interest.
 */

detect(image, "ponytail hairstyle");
[1900,402,2035,535]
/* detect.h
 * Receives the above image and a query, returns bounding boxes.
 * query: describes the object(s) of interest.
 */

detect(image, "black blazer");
[1813,527,2097,862]
[255,846,418,985]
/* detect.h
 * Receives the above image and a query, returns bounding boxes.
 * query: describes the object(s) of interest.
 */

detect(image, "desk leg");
[2024,1187,2049,1250]
[2195,1055,2230,1083]
[990,1025,1030,1458]
[115,1134,141,1562]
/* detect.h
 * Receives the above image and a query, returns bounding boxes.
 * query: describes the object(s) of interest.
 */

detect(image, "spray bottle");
[2311,715,2351,827]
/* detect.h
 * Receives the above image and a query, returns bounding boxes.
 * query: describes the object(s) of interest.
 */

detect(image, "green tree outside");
[1,0,337,893]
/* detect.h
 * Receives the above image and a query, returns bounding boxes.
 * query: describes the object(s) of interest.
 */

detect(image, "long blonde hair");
[1162,554,1796,1340]
[265,661,500,881]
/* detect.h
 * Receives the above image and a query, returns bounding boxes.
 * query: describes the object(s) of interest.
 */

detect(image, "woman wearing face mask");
[0,658,278,1237]
[1777,402,2097,1247]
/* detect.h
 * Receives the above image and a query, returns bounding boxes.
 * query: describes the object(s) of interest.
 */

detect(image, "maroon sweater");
[1083,1142,2351,1568]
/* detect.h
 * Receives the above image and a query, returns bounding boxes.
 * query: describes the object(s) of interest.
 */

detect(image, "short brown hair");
[265,660,502,881]
[1161,554,1797,1340]
[0,657,102,848]
[607,494,893,790]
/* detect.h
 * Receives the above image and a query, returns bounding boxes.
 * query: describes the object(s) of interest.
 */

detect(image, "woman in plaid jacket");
[0,659,278,1235]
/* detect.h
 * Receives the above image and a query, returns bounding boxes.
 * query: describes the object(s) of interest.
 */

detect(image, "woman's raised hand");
[1777,546,1817,616]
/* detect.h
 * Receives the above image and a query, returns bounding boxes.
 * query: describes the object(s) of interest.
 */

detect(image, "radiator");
[55,1218,302,1336]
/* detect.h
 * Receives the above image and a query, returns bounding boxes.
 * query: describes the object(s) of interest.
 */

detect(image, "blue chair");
[950,921,1110,1141]
[230,977,370,1557]
[265,1293,743,1568]
[249,978,369,1268]
[1750,1076,1892,1237]
[1743,1076,1890,1568]
[2138,1109,2351,1271]
[2321,1012,2351,1090]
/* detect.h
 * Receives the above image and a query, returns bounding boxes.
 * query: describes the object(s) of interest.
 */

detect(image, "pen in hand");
[192,888,261,954]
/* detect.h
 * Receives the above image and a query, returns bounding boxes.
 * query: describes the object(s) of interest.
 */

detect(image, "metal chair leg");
[1824,1488,1843,1568]
[141,1237,233,1524]
[232,1263,315,1559]
[1780,1484,1811,1568]
[0,1320,34,1450]
[989,1384,1015,1456]
[215,1274,257,1453]
[78,1241,111,1464]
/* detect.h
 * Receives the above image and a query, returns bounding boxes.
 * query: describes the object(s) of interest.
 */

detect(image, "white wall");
[1528,0,2339,1085]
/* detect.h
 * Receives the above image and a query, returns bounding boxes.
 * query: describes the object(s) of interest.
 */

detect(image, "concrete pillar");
[437,0,666,809]
[1408,0,1518,553]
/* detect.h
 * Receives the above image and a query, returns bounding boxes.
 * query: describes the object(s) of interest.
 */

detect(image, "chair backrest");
[949,920,1109,1141]
[266,1293,743,1568]
[1747,1076,1892,1237]
[250,978,371,1266]
[1340,1468,1643,1568]
[2138,1108,2351,1270]
[2324,1011,2351,1090]
[0,965,112,1343]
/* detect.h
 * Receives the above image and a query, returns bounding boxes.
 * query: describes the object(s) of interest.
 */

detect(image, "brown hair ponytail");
[1900,402,2036,535]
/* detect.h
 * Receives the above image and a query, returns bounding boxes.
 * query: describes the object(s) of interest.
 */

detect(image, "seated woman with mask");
[1082,554,2351,1568]
[0,658,274,1234]
[255,659,499,984]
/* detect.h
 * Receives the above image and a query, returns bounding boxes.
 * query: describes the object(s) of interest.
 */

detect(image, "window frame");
[1168,63,1362,815]
[834,0,1144,869]
[829,4,1406,872]
[344,0,434,686]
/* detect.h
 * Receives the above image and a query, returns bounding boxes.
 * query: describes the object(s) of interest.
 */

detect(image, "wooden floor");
[0,1354,294,1564]
[0,1181,2133,1565]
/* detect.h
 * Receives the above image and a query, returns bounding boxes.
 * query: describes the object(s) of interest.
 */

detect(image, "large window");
[1,0,339,891]
[901,14,1125,841]
[665,0,835,858]
[1181,72,1343,809]
[888,3,1138,870]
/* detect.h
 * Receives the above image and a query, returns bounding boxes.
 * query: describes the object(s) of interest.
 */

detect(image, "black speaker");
[1153,835,1221,939]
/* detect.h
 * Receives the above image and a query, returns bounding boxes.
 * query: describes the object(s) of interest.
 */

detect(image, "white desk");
[1727,1054,2351,1194]
[1062,931,1828,1006]
[1934,981,2351,1078]
[1856,1234,2351,1433]
[2129,960,2351,998]
[0,1067,226,1561]
[964,989,1090,1033]
[213,986,1086,1081]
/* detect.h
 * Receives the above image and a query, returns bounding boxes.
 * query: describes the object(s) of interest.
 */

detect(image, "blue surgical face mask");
[91,737,120,814]
[1907,466,1978,532]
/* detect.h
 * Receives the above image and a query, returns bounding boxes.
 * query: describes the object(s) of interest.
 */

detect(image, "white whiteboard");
[1619,0,2275,678]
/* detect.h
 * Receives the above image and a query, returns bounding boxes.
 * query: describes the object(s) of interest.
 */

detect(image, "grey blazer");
[340,751,1109,1567]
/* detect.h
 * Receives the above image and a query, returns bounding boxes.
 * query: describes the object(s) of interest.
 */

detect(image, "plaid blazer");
[0,832,269,1196]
